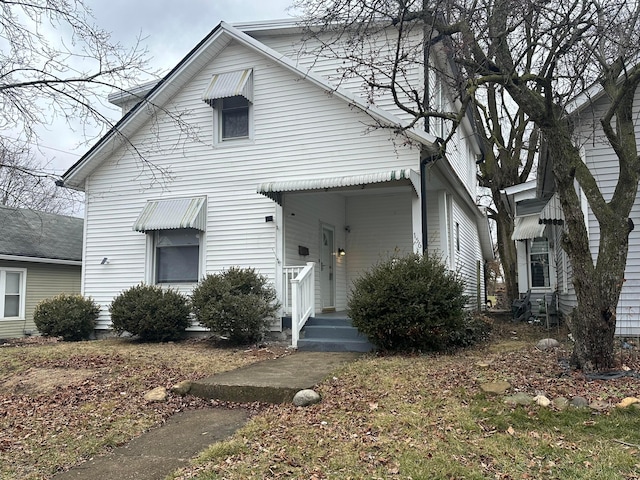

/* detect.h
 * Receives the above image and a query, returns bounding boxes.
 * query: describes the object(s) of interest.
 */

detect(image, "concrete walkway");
[53,351,361,480]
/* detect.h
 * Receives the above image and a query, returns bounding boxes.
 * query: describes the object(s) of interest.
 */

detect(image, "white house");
[60,20,493,349]
[505,82,640,335]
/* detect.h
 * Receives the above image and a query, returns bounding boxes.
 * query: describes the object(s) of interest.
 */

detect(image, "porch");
[281,263,374,352]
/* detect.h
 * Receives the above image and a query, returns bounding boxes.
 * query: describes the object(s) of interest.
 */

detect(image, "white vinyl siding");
[345,192,414,290]
[82,41,420,328]
[571,85,640,335]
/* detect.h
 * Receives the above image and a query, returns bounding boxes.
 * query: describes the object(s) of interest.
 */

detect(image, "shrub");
[191,267,280,344]
[109,284,191,342]
[449,312,493,348]
[33,294,100,341]
[348,253,469,352]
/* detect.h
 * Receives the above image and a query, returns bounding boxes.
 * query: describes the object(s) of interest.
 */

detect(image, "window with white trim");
[0,268,26,319]
[219,96,250,140]
[154,229,201,284]
[530,237,550,288]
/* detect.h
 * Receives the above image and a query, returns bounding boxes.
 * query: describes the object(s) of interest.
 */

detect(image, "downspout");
[420,149,440,253]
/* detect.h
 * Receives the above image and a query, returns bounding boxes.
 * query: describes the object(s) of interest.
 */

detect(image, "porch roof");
[257,169,420,204]
[511,214,545,240]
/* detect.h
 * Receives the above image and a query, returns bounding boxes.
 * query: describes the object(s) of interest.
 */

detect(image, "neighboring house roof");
[0,206,83,265]
[61,21,441,190]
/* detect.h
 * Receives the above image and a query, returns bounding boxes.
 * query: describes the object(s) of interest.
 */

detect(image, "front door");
[320,223,335,310]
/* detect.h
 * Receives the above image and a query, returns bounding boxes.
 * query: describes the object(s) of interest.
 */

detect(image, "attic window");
[202,69,253,142]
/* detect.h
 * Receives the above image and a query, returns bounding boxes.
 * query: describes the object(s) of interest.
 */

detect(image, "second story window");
[202,69,253,145]
[220,96,250,139]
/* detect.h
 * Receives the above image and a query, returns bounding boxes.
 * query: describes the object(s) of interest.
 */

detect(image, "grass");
[0,337,286,480]
[3,321,640,480]
[171,321,640,480]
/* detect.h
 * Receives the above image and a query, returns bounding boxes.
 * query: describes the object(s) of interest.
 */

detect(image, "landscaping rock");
[536,338,560,350]
[504,393,534,406]
[475,361,491,369]
[293,389,321,407]
[589,400,609,411]
[553,397,570,410]
[570,396,589,408]
[616,397,640,408]
[170,380,192,396]
[480,381,511,395]
[144,386,168,402]
[534,395,551,407]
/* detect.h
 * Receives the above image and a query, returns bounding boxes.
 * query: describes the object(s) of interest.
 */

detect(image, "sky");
[37,0,295,176]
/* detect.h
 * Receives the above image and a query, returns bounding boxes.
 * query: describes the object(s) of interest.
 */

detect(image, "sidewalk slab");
[190,351,361,404]
[53,408,249,480]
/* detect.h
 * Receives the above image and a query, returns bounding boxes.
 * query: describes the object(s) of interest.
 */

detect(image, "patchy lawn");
[0,336,288,480]
[3,319,640,480]
[171,319,640,480]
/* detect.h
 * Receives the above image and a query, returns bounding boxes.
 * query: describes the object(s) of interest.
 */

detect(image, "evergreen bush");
[191,267,280,344]
[33,294,100,341]
[348,253,470,352]
[109,284,191,342]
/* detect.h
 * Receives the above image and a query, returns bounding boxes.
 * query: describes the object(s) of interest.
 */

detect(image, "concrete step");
[302,324,365,340]
[297,337,374,353]
[305,317,352,327]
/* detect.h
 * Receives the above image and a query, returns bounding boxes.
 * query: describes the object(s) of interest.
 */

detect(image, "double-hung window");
[202,69,253,144]
[133,197,206,285]
[530,237,550,288]
[155,229,200,283]
[219,96,250,140]
[0,268,25,319]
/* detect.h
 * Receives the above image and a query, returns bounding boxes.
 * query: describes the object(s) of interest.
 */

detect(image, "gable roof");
[0,206,83,264]
[61,21,441,190]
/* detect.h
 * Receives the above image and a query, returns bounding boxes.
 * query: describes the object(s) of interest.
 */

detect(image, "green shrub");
[348,253,469,352]
[191,267,280,344]
[449,312,493,348]
[109,284,191,342]
[33,294,100,341]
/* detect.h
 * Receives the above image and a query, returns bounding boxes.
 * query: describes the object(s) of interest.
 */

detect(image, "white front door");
[320,223,335,310]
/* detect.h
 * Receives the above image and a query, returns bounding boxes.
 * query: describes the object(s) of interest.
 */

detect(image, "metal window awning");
[539,193,565,225]
[133,197,206,232]
[257,169,420,204]
[202,69,253,105]
[511,214,546,241]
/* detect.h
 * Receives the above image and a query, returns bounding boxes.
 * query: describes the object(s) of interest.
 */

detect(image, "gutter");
[0,254,82,266]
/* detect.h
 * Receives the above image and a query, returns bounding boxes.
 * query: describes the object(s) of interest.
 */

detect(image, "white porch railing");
[287,262,315,348]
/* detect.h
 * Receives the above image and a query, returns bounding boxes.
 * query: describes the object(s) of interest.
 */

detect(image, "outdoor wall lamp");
[338,248,346,257]
[100,257,109,265]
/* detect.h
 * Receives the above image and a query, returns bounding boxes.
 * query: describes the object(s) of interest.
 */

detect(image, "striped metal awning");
[539,193,565,225]
[257,169,420,204]
[133,197,206,232]
[202,69,253,105]
[511,214,545,240]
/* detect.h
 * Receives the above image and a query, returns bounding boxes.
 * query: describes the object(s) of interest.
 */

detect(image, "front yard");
[0,337,286,479]
[2,318,640,479]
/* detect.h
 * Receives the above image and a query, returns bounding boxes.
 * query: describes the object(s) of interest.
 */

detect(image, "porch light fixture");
[338,248,346,257]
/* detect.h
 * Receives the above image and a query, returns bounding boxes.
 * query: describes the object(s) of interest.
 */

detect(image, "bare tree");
[295,1,537,306]
[0,0,152,146]
[0,0,199,191]
[296,0,640,370]
[0,141,80,214]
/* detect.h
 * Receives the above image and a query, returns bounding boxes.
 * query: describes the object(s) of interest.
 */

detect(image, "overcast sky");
[40,0,295,175]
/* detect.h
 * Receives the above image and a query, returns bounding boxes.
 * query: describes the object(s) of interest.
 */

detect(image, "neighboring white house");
[504,82,640,336]
[60,20,493,347]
